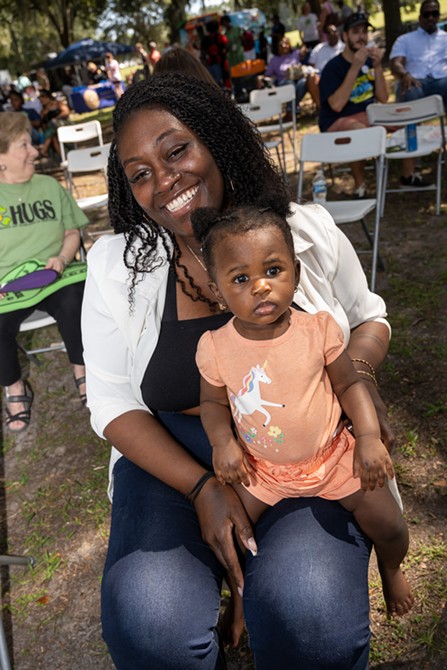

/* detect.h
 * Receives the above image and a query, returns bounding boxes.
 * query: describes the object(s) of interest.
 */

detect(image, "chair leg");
[0,615,12,670]
[0,555,34,670]
[435,151,442,216]
[360,218,385,272]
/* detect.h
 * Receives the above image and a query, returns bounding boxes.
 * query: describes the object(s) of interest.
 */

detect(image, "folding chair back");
[297,126,386,290]
[367,94,446,215]
[239,98,286,177]
[67,143,111,212]
[249,85,298,171]
[57,120,104,165]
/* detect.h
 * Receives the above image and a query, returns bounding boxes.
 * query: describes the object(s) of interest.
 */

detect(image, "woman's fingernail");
[248,538,258,556]
[237,586,243,597]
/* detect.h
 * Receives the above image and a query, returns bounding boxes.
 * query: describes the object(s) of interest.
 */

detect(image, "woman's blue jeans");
[101,413,372,670]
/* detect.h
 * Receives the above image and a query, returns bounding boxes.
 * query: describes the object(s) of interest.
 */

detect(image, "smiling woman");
[82,72,398,670]
[0,112,89,433]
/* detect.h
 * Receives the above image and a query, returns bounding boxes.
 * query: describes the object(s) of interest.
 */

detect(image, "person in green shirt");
[0,112,89,433]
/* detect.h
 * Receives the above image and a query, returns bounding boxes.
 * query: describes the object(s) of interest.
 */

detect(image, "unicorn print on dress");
[229,362,285,427]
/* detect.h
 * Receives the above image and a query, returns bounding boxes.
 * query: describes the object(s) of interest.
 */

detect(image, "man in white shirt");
[105,52,124,99]
[309,24,344,73]
[306,23,346,111]
[390,0,447,109]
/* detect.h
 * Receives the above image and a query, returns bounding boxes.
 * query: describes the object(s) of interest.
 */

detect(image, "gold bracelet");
[356,369,378,387]
[351,358,376,375]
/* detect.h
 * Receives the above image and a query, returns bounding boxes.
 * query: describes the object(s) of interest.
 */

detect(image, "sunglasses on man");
[421,10,440,18]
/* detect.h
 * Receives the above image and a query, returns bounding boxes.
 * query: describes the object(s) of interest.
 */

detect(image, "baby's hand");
[353,435,395,491]
[212,439,252,487]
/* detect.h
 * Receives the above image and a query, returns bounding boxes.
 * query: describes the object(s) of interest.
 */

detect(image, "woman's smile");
[164,184,199,214]
[118,108,224,239]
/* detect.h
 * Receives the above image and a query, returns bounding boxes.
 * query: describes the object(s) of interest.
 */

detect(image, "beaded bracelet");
[351,357,378,387]
[356,369,378,387]
[351,358,376,375]
[186,471,215,504]
[58,254,69,268]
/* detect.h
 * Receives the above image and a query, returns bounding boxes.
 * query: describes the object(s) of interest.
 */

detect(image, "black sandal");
[74,375,87,406]
[5,380,34,433]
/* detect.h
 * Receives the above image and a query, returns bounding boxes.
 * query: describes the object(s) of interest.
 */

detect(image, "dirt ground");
[1,113,446,670]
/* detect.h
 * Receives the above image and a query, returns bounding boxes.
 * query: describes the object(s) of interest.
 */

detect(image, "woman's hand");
[45,255,67,274]
[194,477,257,596]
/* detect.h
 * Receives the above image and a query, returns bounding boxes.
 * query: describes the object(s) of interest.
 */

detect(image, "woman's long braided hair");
[107,72,290,307]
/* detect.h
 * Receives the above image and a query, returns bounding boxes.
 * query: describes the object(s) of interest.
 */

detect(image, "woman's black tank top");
[141,269,232,412]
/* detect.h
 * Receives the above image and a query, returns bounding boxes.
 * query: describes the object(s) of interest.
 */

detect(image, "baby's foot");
[380,565,414,616]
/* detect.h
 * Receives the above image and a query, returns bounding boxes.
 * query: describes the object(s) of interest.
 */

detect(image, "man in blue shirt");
[318,12,388,197]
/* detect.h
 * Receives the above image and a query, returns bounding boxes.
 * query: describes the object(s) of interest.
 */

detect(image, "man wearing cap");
[390,0,447,110]
[318,11,388,197]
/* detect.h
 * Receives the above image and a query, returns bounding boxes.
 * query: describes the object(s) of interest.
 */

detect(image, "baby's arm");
[200,377,252,486]
[327,351,394,491]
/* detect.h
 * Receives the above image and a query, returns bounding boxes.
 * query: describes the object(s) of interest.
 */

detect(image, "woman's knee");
[244,498,371,669]
[102,549,223,670]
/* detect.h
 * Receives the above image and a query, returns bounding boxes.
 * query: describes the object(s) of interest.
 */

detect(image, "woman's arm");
[45,228,80,274]
[328,350,394,490]
[82,248,256,593]
[104,408,257,588]
[290,204,395,450]
[347,320,395,451]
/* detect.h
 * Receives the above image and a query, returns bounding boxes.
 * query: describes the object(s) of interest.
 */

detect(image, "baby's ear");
[294,258,301,289]
[208,281,227,310]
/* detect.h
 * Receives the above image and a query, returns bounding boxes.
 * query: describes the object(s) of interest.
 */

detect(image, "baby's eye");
[233,274,248,284]
[266,266,281,277]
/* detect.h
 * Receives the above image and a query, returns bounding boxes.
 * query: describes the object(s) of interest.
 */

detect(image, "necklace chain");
[186,244,207,273]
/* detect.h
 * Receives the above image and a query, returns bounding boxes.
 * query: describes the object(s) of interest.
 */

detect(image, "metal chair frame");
[366,94,446,216]
[249,84,299,172]
[0,554,35,670]
[239,99,287,178]
[297,126,387,291]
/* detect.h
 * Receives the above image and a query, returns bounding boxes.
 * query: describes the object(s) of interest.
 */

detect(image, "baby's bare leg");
[340,484,414,616]
[221,484,269,647]
[233,482,270,527]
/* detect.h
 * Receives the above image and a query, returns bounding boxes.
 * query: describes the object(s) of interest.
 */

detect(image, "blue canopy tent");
[45,39,135,113]
[45,38,134,69]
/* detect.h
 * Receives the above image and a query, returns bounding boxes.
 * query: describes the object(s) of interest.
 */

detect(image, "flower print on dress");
[268,425,285,444]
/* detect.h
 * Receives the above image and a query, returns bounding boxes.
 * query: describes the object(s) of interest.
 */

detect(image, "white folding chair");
[239,99,287,178]
[297,126,386,291]
[18,310,66,366]
[367,95,446,216]
[66,143,111,212]
[57,120,104,167]
[250,84,298,172]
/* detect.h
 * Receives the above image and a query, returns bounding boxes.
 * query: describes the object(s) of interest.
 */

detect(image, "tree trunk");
[383,0,403,58]
[164,0,188,44]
